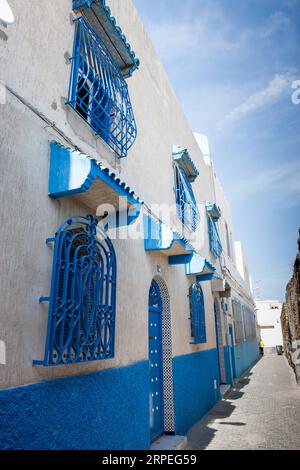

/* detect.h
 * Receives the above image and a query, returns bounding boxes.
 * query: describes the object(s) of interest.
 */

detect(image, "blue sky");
[134,0,300,301]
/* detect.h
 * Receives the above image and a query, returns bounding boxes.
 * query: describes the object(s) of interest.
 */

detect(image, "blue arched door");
[148,280,164,441]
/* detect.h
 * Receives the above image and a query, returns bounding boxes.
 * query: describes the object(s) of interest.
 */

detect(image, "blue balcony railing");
[174,164,200,232]
[208,216,222,258]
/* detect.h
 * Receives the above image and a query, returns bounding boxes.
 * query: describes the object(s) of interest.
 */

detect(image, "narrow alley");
[187,356,300,450]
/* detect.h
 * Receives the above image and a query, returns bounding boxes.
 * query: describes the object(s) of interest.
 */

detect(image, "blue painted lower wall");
[0,361,149,450]
[173,348,220,435]
[235,337,259,378]
[223,345,233,385]
[0,340,260,449]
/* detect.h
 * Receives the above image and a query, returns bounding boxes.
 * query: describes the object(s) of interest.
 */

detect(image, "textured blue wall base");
[0,361,150,450]
[223,345,233,385]
[235,337,259,378]
[173,348,220,435]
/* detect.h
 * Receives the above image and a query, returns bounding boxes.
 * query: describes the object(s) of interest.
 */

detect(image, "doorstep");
[150,435,187,451]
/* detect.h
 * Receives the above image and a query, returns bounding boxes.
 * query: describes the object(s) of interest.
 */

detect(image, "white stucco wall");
[256,300,283,348]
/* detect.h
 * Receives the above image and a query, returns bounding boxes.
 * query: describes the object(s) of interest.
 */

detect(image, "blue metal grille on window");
[208,216,222,258]
[189,282,206,344]
[67,17,137,158]
[174,164,200,232]
[34,215,117,366]
[232,299,244,344]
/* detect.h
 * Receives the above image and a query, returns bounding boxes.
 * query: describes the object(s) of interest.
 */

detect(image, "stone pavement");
[186,355,300,450]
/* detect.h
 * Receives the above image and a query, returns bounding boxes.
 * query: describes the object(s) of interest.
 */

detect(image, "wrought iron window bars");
[232,299,243,344]
[208,216,222,258]
[34,215,117,366]
[189,282,207,344]
[67,17,137,158]
[174,164,200,232]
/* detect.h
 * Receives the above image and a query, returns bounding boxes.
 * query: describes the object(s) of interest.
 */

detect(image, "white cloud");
[225,73,294,122]
[230,158,300,202]
[143,4,242,65]
[260,11,291,38]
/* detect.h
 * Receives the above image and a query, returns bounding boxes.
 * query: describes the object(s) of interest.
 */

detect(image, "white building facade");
[0,0,258,449]
[256,300,283,353]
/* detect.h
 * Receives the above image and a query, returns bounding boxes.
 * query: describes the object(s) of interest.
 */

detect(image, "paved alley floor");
[186,355,300,450]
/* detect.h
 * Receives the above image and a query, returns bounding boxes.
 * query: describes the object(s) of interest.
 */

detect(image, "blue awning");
[73,0,139,77]
[49,141,143,227]
[185,254,216,280]
[172,145,199,182]
[144,215,194,264]
[206,202,221,221]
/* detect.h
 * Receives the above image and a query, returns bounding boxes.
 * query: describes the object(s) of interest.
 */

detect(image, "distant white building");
[256,300,283,353]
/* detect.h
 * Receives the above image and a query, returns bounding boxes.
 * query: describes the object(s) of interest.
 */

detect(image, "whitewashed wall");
[256,300,283,349]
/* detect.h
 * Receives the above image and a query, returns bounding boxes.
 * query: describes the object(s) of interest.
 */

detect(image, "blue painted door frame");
[149,280,164,441]
[229,325,237,379]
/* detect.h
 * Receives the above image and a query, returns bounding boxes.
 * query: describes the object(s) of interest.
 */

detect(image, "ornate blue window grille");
[189,282,206,344]
[149,279,162,311]
[208,216,222,258]
[67,16,137,158]
[174,164,200,232]
[34,215,117,366]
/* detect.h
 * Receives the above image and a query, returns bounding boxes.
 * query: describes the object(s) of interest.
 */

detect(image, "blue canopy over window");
[172,145,199,182]
[143,215,194,265]
[73,0,139,78]
[206,202,221,221]
[185,254,216,280]
[48,141,143,228]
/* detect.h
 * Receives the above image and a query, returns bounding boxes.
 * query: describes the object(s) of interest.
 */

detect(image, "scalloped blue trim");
[205,202,222,221]
[172,145,199,183]
[49,141,144,206]
[185,254,216,277]
[73,0,140,77]
[143,215,195,255]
